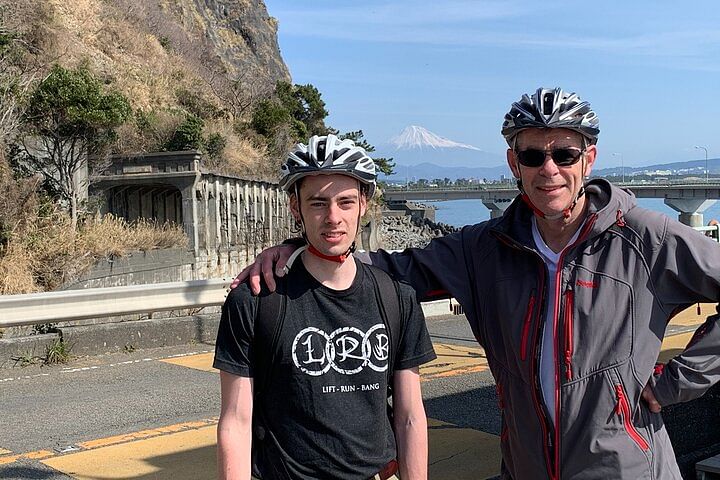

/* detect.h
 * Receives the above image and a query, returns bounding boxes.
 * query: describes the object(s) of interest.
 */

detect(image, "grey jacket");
[369,179,720,479]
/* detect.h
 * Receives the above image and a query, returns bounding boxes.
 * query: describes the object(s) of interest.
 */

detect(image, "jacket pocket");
[520,293,536,361]
[563,289,574,380]
[615,384,650,451]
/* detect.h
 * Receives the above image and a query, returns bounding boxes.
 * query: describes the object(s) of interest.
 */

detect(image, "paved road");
[0,305,710,479]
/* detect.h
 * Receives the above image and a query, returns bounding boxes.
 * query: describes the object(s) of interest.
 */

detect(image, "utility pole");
[695,145,708,182]
[612,152,624,183]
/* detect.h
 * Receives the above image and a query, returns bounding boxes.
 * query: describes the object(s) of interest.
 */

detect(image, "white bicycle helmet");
[280,134,377,198]
[501,87,600,146]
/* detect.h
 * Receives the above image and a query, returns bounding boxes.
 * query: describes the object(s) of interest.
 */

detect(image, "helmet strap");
[307,243,355,263]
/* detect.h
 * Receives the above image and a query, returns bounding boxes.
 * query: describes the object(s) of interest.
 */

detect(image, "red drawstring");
[616,210,626,227]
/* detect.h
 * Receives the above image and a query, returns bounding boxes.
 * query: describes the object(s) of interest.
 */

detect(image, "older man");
[237,88,720,479]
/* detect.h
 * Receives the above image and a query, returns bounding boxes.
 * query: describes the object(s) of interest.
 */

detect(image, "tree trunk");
[71,193,78,232]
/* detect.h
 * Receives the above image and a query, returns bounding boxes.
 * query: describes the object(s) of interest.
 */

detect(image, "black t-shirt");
[214,257,436,480]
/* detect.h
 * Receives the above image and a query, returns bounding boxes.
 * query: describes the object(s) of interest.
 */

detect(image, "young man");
[236,89,720,479]
[214,134,436,480]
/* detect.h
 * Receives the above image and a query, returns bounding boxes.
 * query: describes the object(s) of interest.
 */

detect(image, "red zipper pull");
[615,385,624,415]
[565,352,573,380]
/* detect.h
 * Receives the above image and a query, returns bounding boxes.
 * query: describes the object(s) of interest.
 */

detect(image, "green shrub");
[250,99,289,138]
[204,133,226,159]
[164,114,204,151]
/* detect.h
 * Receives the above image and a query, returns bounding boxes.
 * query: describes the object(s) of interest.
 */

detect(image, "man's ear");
[359,192,368,217]
[583,145,598,177]
[507,148,520,179]
[289,192,301,224]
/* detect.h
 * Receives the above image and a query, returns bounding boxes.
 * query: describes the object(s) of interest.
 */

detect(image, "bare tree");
[0,15,39,145]
[202,62,274,121]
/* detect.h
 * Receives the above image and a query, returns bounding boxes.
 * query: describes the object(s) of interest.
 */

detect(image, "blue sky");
[265,1,720,168]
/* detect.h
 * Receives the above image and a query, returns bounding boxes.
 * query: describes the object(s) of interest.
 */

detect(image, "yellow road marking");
[0,448,12,456]
[24,450,54,460]
[670,303,716,326]
[656,303,716,363]
[422,343,488,378]
[35,417,497,480]
[658,331,695,364]
[161,352,215,372]
[162,342,489,380]
[428,419,501,480]
[0,455,19,466]
[78,419,217,450]
[43,426,217,480]
[0,449,54,466]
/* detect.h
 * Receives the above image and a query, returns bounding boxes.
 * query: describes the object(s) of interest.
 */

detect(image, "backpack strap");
[251,278,291,480]
[365,265,403,382]
[252,282,286,395]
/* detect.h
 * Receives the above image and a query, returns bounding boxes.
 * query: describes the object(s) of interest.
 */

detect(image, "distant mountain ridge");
[594,158,720,177]
[378,125,505,170]
[390,125,481,151]
[381,162,510,183]
[381,155,720,183]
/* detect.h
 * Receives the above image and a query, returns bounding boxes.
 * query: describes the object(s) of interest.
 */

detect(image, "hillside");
[0,0,297,294]
[0,0,290,179]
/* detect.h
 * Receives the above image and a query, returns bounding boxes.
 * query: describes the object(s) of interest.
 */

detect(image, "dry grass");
[113,109,185,154]
[202,123,277,180]
[79,215,187,256]
[0,243,38,294]
[0,210,187,295]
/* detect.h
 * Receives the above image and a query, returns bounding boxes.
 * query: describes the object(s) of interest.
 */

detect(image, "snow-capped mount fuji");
[377,125,507,180]
[390,125,481,151]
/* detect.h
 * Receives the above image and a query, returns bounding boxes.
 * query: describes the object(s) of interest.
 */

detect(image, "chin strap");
[307,242,356,263]
[519,187,585,221]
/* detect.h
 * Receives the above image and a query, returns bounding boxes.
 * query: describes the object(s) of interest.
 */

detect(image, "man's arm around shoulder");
[393,367,428,480]
[218,372,253,480]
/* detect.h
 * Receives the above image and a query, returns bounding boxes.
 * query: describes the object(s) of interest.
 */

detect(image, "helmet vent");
[542,92,554,115]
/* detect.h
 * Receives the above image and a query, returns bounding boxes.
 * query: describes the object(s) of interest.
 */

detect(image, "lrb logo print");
[291,324,390,376]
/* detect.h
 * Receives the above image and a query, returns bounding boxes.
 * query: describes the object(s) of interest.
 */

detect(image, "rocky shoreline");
[379,214,458,250]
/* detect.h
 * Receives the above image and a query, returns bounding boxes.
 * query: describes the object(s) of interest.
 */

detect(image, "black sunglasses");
[514,147,585,168]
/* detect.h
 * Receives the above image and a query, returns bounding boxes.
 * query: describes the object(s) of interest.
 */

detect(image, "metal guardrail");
[696,225,720,242]
[0,279,231,328]
[0,279,463,329]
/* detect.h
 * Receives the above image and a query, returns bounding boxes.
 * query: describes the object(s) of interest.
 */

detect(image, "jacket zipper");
[520,294,536,361]
[529,260,555,480]
[551,214,598,480]
[614,384,650,451]
[563,289,574,381]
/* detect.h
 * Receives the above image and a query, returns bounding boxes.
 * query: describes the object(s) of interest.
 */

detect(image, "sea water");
[430,198,720,228]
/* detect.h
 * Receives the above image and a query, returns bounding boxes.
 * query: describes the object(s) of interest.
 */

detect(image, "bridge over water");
[384,181,720,227]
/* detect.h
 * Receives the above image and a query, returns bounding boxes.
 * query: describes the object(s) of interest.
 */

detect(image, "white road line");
[0,350,214,383]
